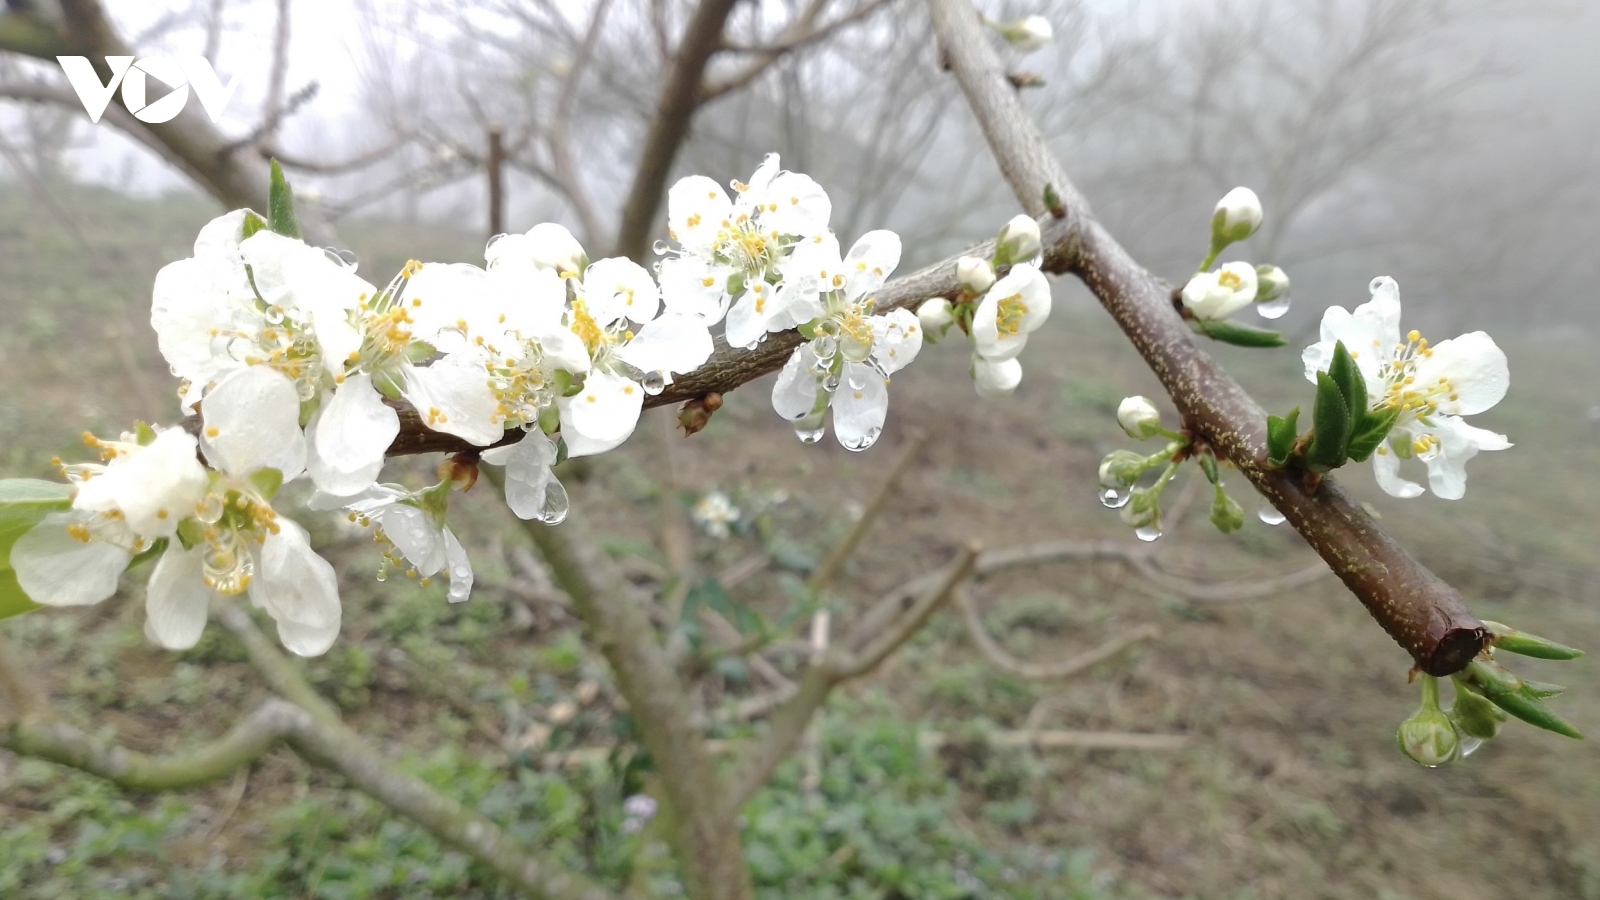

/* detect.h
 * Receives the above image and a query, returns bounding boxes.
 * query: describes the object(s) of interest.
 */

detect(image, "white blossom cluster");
[7,153,960,656]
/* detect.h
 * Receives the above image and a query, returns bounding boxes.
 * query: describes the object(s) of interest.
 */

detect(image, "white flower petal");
[400,356,505,447]
[582,257,661,325]
[150,257,248,409]
[841,230,900,300]
[308,375,399,496]
[658,255,733,323]
[481,433,562,521]
[667,176,732,251]
[1418,331,1509,416]
[831,366,888,450]
[79,428,209,537]
[973,266,1049,362]
[616,313,715,378]
[760,172,831,237]
[201,366,307,478]
[772,347,821,421]
[273,617,341,657]
[871,308,923,375]
[442,528,473,603]
[1423,416,1511,500]
[145,545,213,649]
[10,514,130,607]
[378,503,445,576]
[973,356,1023,399]
[250,520,341,631]
[1371,443,1425,499]
[557,370,645,457]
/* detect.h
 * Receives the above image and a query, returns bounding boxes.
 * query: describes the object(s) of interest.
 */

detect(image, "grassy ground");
[0,185,1595,899]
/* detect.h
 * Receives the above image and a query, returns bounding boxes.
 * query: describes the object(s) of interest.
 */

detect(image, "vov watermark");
[57,56,239,124]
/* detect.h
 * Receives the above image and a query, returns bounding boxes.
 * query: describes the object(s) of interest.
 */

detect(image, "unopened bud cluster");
[1181,187,1293,328]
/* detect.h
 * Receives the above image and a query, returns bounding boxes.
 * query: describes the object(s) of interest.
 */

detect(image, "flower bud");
[1098,449,1147,489]
[956,256,996,294]
[1209,486,1244,534]
[1449,682,1508,741]
[972,355,1023,399]
[1210,186,1262,248]
[1397,705,1460,767]
[917,298,956,342]
[1397,677,1460,767]
[1181,261,1258,321]
[993,15,1053,53]
[1254,264,1290,304]
[1119,487,1159,529]
[526,222,588,275]
[995,214,1041,266]
[1116,395,1163,439]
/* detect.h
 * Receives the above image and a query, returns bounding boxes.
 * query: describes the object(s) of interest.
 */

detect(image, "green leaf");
[1192,318,1288,348]
[1305,372,1352,473]
[1327,341,1367,420]
[0,570,40,621]
[241,210,268,239]
[684,575,765,637]
[0,479,73,621]
[1346,407,1400,463]
[128,537,168,571]
[1266,407,1300,467]
[1485,690,1584,739]
[1483,620,1585,661]
[268,159,303,239]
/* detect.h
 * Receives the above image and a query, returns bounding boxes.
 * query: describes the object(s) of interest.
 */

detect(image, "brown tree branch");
[957,587,1159,681]
[612,0,741,260]
[924,0,1484,675]
[728,543,979,808]
[703,0,897,102]
[0,618,619,900]
[0,0,338,244]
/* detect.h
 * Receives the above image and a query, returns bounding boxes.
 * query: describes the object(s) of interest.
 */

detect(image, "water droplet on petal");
[1457,736,1483,758]
[539,479,571,525]
[1135,525,1163,542]
[1257,296,1292,319]
[745,340,761,351]
[1100,488,1131,509]
[822,372,842,393]
[795,425,826,444]
[813,334,838,361]
[652,239,671,255]
[839,426,882,452]
[847,372,867,390]
[1258,507,1287,525]
[263,304,286,325]
[486,233,510,255]
[641,372,666,395]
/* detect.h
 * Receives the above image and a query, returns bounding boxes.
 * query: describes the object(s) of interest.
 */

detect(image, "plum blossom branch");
[924,0,1486,675]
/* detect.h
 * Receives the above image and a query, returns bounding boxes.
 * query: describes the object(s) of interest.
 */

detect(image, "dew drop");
[486,233,510,255]
[641,371,666,395]
[795,424,826,444]
[263,304,286,325]
[821,372,842,393]
[1134,525,1163,542]
[1458,736,1483,758]
[813,334,838,361]
[1099,488,1131,509]
[847,372,867,391]
[840,426,882,452]
[1257,296,1292,319]
[1258,507,1287,526]
[539,479,571,525]
[745,340,761,351]
[652,239,671,255]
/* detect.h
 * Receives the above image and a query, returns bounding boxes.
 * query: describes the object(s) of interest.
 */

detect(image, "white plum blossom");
[1212,187,1263,245]
[1117,396,1163,439]
[972,264,1051,362]
[996,214,1041,263]
[340,483,475,603]
[770,230,922,450]
[1303,276,1510,499]
[1182,261,1258,321]
[972,356,1022,400]
[12,425,209,608]
[691,491,741,539]
[489,222,587,276]
[659,153,831,339]
[917,298,955,342]
[556,258,714,457]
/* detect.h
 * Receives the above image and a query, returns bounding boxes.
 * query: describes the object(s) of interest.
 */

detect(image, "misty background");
[2,0,1596,336]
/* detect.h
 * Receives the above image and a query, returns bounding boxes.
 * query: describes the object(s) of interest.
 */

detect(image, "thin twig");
[957,587,1159,681]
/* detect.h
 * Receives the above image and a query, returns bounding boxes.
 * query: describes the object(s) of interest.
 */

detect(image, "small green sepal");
[1483,620,1585,661]
[1191,318,1288,348]
[1266,407,1300,467]
[268,159,303,240]
[1306,372,1352,473]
